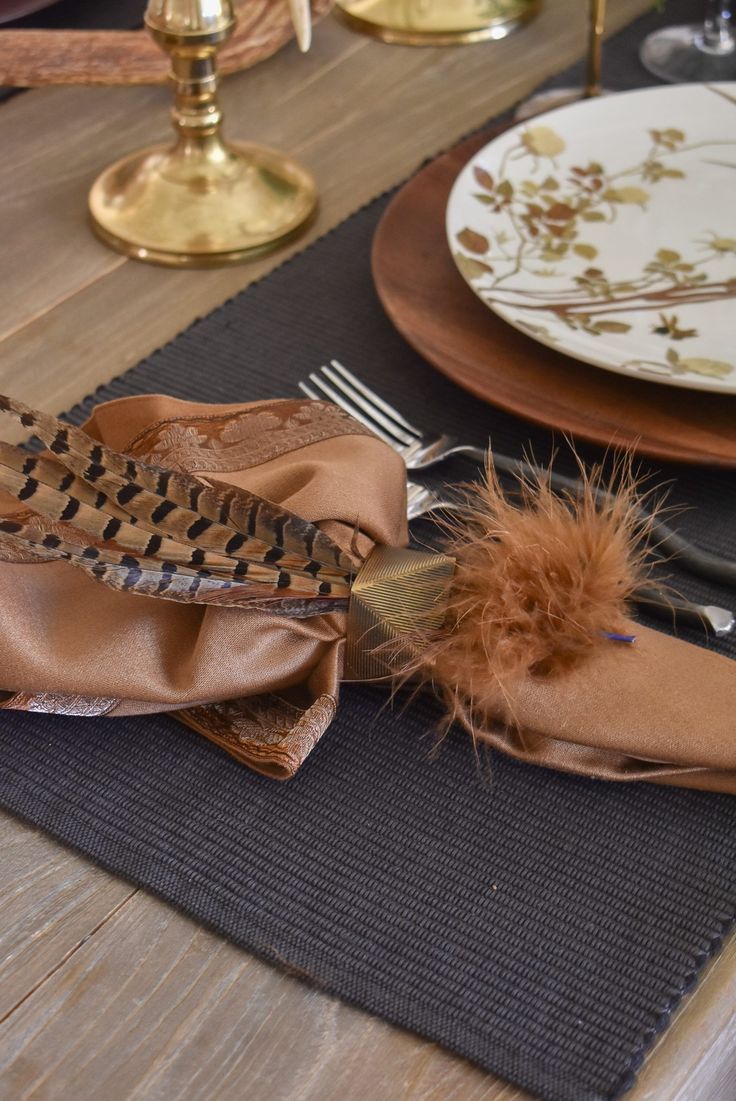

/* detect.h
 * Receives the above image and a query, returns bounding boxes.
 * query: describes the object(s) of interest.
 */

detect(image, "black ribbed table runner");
[2,3,735,1099]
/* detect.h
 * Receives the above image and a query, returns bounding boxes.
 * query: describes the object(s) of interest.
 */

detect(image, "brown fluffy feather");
[397,456,654,737]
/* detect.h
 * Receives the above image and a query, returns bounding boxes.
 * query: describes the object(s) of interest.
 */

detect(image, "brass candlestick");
[89,0,317,268]
[334,0,539,47]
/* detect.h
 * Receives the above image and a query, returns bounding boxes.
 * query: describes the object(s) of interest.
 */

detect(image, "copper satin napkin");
[0,392,734,792]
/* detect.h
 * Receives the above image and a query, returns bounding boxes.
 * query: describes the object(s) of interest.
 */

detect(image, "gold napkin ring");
[344,546,455,681]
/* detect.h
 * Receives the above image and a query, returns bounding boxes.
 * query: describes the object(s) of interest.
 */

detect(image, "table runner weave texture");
[1,3,735,1099]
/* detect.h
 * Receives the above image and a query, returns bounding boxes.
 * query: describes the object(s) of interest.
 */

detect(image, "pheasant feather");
[0,519,339,614]
[0,441,350,596]
[0,396,354,612]
[0,447,336,593]
[0,395,354,572]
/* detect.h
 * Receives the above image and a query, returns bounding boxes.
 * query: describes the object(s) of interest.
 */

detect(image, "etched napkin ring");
[344,546,456,680]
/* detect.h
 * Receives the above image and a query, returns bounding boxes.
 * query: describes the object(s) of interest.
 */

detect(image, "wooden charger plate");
[372,127,736,467]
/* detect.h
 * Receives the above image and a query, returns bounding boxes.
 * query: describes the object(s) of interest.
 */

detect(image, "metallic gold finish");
[334,0,539,46]
[89,0,317,268]
[584,0,606,98]
[345,546,455,682]
[514,0,606,119]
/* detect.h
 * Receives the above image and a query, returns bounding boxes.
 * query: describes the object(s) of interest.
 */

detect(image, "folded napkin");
[0,392,734,792]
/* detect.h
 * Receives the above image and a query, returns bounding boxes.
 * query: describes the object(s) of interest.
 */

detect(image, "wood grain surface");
[372,129,736,467]
[1,4,734,1099]
[0,0,333,86]
[2,818,736,1101]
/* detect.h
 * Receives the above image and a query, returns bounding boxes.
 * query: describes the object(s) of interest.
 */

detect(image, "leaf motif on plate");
[521,126,565,158]
[456,227,489,254]
[573,243,598,260]
[589,320,632,334]
[473,166,495,190]
[665,347,733,376]
[601,186,650,206]
[450,96,736,389]
[454,252,493,281]
[563,314,632,336]
[652,312,698,341]
[706,235,736,254]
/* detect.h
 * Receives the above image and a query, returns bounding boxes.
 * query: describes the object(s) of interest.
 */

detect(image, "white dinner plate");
[446,83,736,394]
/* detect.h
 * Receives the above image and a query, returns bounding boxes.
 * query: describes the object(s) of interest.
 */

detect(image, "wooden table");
[1,7,734,1098]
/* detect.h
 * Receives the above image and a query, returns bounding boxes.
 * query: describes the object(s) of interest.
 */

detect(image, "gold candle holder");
[334,0,539,46]
[89,0,317,268]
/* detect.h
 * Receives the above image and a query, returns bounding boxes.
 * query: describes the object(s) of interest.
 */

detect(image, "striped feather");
[0,394,355,574]
[0,394,356,613]
[0,457,347,598]
[0,519,345,613]
[0,444,347,595]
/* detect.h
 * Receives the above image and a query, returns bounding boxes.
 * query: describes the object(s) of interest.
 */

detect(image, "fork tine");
[329,360,424,437]
[406,480,458,520]
[298,379,322,401]
[304,372,399,449]
[320,363,416,447]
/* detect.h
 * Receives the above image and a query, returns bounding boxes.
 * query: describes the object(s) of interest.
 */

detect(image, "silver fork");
[406,480,457,520]
[299,361,735,637]
[299,359,736,591]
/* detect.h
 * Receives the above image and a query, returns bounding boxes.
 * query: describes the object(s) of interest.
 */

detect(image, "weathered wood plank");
[0,882,532,1101]
[0,818,135,1023]
[631,933,736,1101]
[0,0,649,420]
[0,835,733,1101]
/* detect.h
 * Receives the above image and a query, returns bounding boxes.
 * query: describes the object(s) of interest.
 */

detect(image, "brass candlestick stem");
[89,0,317,268]
[514,0,607,120]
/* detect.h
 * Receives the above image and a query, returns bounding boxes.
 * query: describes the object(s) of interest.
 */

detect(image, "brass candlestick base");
[90,141,316,268]
[89,0,316,268]
[334,0,538,45]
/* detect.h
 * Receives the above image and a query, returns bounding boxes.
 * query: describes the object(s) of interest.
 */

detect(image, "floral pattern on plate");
[446,83,736,393]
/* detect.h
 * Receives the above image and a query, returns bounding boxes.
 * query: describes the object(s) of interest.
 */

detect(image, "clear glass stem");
[699,0,735,55]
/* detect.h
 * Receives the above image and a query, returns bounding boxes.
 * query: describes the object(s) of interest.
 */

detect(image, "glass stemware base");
[640,23,736,82]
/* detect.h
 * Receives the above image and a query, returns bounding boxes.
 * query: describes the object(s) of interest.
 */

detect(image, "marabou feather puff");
[397,457,654,737]
[0,395,355,617]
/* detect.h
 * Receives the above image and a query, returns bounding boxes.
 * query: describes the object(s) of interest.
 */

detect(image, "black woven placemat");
[2,4,735,1099]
